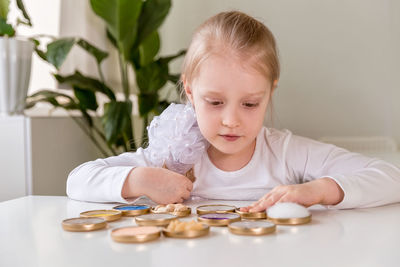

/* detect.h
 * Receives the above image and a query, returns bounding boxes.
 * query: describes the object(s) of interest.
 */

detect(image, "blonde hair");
[181,11,280,98]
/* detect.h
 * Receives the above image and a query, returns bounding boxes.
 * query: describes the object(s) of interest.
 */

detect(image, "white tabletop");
[1,196,399,267]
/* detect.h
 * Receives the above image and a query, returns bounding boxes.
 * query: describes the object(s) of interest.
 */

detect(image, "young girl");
[67,11,400,211]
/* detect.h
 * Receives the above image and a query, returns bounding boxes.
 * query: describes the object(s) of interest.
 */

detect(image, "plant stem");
[97,63,106,83]
[70,115,110,157]
[122,138,129,152]
[130,130,137,151]
[141,114,149,148]
[31,34,57,40]
[118,53,136,152]
[118,53,130,100]
[91,123,118,156]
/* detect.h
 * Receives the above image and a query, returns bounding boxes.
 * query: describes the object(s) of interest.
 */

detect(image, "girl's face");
[185,54,274,163]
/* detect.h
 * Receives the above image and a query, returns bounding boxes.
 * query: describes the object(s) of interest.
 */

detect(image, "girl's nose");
[221,107,240,128]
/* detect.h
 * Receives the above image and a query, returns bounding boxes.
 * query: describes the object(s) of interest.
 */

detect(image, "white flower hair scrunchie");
[143,103,209,177]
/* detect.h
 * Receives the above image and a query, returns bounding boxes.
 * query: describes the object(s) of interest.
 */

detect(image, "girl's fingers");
[186,182,193,192]
[239,206,250,212]
[174,197,184,203]
[245,192,273,211]
[182,189,191,200]
[277,193,292,204]
[249,201,268,212]
[252,192,272,207]
[241,187,290,212]
[240,195,269,212]
[249,197,273,212]
[249,191,286,212]
[241,198,267,212]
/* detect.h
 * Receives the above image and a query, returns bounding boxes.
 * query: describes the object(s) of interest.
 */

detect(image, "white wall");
[17,0,400,143]
[3,0,399,199]
[159,0,400,143]
[8,0,61,94]
[57,0,123,92]
[0,116,104,200]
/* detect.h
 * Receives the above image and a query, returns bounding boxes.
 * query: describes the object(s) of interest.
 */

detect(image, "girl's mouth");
[220,134,240,142]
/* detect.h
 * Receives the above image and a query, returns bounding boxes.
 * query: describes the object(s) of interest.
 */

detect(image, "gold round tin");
[162,224,210,238]
[62,217,107,232]
[80,209,122,222]
[268,214,312,225]
[111,226,161,243]
[135,213,177,227]
[228,221,276,236]
[196,204,237,215]
[235,208,267,219]
[150,207,191,217]
[113,204,151,216]
[197,213,241,226]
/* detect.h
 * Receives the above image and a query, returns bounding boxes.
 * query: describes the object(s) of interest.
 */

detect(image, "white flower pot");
[0,37,34,115]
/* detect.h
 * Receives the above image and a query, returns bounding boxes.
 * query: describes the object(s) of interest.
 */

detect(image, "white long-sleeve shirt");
[67,127,400,209]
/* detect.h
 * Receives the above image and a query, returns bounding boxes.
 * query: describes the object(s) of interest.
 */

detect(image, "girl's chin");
[208,142,247,156]
[207,137,256,157]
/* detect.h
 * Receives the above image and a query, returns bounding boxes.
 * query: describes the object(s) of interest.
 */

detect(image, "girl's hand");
[122,167,193,204]
[240,178,344,212]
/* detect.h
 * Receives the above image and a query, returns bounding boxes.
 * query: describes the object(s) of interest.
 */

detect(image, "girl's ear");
[271,79,278,95]
[182,75,195,106]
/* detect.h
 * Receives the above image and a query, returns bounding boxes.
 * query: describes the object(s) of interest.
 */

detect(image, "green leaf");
[16,0,32,26]
[26,89,94,126]
[73,86,98,111]
[29,37,40,46]
[136,0,171,48]
[138,92,158,116]
[34,48,47,61]
[166,74,180,84]
[135,61,168,93]
[90,0,143,60]
[0,17,15,37]
[54,71,116,100]
[79,108,94,127]
[26,90,78,110]
[130,48,141,69]
[42,37,109,69]
[102,100,133,146]
[29,38,48,61]
[155,100,171,115]
[138,31,160,66]
[159,49,186,65]
[45,38,76,69]
[16,17,30,26]
[135,50,185,92]
[0,0,9,20]
[77,39,108,65]
[106,28,117,48]
[158,50,186,85]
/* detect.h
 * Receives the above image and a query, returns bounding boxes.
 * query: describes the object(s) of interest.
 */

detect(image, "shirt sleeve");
[66,148,151,203]
[283,132,400,209]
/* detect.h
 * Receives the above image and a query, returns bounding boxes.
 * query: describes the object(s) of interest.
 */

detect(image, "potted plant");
[0,0,33,115]
[25,0,185,156]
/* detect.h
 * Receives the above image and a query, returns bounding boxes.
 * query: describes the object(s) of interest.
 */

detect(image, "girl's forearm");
[312,178,344,205]
[121,167,145,198]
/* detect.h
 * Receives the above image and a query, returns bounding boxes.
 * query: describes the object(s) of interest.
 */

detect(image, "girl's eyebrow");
[203,90,266,97]
[245,91,266,97]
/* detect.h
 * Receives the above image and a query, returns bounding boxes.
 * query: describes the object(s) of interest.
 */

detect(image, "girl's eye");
[208,100,223,106]
[243,102,259,108]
